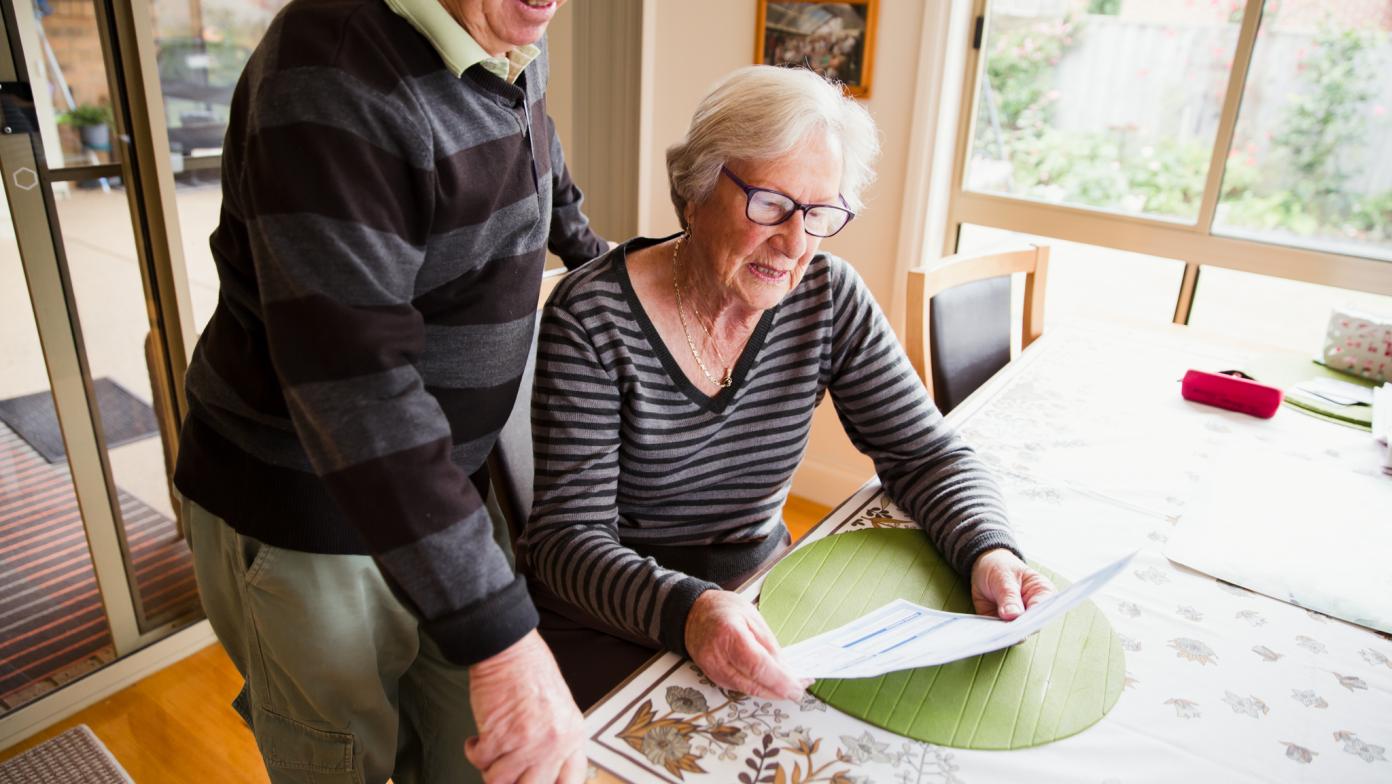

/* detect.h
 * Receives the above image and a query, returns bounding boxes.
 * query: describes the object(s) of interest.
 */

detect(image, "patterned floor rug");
[0,725,132,783]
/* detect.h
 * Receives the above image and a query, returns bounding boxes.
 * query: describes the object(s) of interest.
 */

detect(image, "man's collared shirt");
[385,0,539,82]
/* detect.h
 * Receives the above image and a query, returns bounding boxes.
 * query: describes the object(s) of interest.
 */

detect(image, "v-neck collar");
[613,235,780,414]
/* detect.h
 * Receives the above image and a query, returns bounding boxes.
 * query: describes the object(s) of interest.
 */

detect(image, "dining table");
[580,321,1392,783]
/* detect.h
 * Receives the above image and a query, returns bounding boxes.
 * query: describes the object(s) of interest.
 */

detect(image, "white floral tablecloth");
[584,325,1392,783]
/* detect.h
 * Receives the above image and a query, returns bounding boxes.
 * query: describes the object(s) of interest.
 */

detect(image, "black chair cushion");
[929,275,1011,414]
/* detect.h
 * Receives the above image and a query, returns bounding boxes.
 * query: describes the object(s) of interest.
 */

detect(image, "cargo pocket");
[253,706,359,783]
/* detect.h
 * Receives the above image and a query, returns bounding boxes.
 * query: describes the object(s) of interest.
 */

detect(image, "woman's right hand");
[684,589,809,701]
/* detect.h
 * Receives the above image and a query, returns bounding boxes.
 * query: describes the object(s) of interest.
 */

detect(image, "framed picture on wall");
[755,0,878,98]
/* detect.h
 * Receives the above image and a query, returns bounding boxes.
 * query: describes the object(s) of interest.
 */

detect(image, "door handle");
[0,80,39,134]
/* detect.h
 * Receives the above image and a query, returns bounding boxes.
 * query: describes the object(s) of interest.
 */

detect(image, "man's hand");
[685,590,809,701]
[970,548,1056,621]
[466,630,586,783]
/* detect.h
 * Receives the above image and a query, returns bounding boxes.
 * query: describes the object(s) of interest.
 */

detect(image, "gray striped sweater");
[173,0,605,666]
[519,237,1019,655]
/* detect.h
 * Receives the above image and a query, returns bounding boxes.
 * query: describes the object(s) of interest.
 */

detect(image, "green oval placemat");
[760,529,1124,750]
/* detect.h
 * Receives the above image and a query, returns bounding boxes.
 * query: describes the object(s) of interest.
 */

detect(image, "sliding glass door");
[0,0,280,728]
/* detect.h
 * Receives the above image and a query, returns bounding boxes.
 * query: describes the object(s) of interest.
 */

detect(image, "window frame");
[942,0,1392,309]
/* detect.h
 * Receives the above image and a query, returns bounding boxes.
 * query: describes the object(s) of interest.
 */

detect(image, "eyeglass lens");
[747,191,849,237]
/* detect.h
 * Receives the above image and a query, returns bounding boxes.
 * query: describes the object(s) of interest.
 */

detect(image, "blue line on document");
[842,610,924,648]
[873,617,958,656]
[880,634,919,654]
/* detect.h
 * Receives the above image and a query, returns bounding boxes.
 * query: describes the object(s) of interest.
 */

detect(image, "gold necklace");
[672,237,734,389]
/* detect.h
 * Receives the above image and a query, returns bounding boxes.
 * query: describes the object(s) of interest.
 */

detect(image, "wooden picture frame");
[754,0,878,98]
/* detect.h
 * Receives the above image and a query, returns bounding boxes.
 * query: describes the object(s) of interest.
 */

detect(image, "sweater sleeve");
[520,297,717,655]
[543,113,610,268]
[823,258,1021,576]
[235,61,534,666]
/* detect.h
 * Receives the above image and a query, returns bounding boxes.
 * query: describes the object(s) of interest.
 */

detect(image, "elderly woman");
[518,66,1053,708]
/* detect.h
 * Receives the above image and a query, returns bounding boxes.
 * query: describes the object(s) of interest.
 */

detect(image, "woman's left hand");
[970,548,1056,621]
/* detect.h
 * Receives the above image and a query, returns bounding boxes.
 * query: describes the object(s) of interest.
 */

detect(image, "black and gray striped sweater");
[519,238,1020,656]
[173,0,605,666]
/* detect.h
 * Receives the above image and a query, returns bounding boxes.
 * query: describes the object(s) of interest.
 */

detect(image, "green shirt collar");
[384,0,539,82]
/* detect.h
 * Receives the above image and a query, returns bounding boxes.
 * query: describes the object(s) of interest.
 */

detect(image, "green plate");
[760,529,1125,750]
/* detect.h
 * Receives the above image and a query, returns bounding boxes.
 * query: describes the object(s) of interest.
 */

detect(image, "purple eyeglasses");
[720,166,855,238]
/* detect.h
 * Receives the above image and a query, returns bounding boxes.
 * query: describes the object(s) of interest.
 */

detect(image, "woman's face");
[685,132,844,315]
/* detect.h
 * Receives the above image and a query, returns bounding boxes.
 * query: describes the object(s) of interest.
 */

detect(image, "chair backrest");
[905,244,1049,414]
[487,267,567,544]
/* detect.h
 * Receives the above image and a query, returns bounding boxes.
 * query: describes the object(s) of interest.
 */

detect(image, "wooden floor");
[0,644,267,783]
[0,497,832,781]
[782,494,832,541]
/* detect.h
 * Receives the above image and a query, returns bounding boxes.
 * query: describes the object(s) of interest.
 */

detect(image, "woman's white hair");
[666,65,880,229]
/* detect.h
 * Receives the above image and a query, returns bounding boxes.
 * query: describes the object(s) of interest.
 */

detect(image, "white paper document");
[1166,447,1392,633]
[779,552,1137,680]
[1296,376,1375,407]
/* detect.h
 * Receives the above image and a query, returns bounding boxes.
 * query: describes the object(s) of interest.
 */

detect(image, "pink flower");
[1373,105,1387,118]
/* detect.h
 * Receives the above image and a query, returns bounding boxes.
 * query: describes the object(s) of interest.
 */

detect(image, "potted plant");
[58,103,113,151]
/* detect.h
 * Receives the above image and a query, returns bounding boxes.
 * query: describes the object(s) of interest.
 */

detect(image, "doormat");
[0,725,133,783]
[0,378,158,463]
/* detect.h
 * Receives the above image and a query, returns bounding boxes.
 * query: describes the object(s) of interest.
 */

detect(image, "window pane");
[53,188,202,634]
[35,0,119,169]
[956,224,1185,345]
[1188,267,1392,353]
[153,0,291,330]
[1214,4,1392,262]
[966,0,1245,222]
[154,1,281,164]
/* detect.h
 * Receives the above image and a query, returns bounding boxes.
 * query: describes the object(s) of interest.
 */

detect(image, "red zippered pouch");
[1181,369,1283,419]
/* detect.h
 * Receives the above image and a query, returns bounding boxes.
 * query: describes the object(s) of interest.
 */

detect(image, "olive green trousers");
[186,498,487,784]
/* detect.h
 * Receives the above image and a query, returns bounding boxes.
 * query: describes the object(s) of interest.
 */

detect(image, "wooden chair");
[487,267,567,544]
[905,244,1049,414]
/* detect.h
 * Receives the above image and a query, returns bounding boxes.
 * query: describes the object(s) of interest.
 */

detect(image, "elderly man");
[174,0,603,781]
